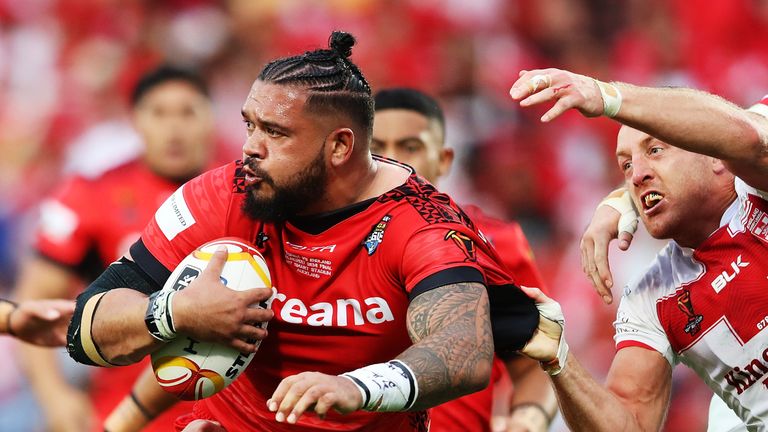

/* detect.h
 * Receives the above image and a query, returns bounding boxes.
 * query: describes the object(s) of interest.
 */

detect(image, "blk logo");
[711,255,750,293]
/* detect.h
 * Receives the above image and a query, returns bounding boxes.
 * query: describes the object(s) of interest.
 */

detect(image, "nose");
[243,133,266,160]
[630,156,654,186]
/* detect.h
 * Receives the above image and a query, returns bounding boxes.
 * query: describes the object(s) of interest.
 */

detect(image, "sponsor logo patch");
[171,266,201,291]
[155,186,196,241]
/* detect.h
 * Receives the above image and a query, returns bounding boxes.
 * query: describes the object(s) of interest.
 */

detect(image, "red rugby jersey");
[430,205,546,432]
[34,160,195,432]
[131,158,537,432]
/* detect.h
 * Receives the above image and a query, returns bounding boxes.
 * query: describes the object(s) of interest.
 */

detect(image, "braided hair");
[258,31,374,138]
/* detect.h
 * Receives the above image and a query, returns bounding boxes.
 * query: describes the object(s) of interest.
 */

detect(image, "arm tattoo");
[399,282,493,410]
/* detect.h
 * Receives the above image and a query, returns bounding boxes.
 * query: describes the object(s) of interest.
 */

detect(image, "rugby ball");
[150,237,272,401]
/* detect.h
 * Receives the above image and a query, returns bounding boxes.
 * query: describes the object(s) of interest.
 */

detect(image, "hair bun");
[329,31,356,58]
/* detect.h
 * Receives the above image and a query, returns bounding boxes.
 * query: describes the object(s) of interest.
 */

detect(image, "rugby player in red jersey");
[372,88,556,432]
[66,31,541,432]
[15,65,215,432]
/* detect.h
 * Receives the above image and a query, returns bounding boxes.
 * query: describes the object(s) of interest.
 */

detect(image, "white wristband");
[599,190,639,235]
[341,360,418,411]
[535,301,569,376]
[147,290,177,341]
[594,80,622,118]
[748,101,768,118]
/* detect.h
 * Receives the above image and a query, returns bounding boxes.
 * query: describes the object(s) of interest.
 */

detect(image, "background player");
[511,68,768,429]
[0,298,74,346]
[14,65,215,432]
[372,87,556,432]
[66,31,540,431]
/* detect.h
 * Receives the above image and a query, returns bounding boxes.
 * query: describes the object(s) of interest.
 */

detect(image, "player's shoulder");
[623,242,702,301]
[376,173,476,231]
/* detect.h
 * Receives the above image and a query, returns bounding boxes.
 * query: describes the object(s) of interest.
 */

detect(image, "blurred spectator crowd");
[1,0,767,430]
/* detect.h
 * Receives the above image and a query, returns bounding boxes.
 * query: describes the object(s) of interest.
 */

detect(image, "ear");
[327,128,355,167]
[436,147,455,178]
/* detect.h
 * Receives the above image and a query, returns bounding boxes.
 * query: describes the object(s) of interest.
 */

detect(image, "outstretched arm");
[0,296,74,346]
[12,257,93,432]
[519,287,671,432]
[510,69,768,190]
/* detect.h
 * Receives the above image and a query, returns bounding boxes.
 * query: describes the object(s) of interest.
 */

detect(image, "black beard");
[241,149,327,222]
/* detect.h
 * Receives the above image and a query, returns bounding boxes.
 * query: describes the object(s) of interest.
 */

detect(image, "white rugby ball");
[150,237,272,401]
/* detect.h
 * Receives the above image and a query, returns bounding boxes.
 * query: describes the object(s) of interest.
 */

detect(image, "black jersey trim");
[289,197,378,234]
[129,239,172,287]
[409,266,485,301]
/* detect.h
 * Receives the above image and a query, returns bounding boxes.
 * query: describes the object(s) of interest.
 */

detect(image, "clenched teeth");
[644,192,663,208]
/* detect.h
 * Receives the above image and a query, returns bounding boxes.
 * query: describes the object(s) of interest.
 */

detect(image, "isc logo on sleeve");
[155,186,196,241]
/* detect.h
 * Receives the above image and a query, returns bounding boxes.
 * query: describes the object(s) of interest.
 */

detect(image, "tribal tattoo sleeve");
[399,282,494,410]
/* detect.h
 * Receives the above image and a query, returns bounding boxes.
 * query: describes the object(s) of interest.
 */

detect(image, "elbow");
[465,349,494,395]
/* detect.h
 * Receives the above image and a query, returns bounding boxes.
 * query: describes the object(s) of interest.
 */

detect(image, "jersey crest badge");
[444,230,476,262]
[363,215,391,256]
[676,289,703,336]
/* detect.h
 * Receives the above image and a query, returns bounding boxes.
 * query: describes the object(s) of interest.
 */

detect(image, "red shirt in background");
[35,160,196,432]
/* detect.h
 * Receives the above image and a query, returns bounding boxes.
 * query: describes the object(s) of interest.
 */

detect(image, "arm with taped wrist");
[67,257,161,367]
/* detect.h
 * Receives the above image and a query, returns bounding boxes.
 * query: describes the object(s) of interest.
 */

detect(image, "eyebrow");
[396,136,425,145]
[241,108,292,133]
[615,135,657,158]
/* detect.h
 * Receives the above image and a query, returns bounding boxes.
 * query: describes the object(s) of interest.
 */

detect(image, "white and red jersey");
[132,158,536,432]
[614,178,768,429]
[33,160,195,432]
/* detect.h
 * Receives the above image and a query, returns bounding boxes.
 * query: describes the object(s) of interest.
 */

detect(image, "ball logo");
[153,356,225,400]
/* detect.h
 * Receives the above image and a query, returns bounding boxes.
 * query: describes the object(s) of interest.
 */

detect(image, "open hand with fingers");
[509,68,612,122]
[171,247,274,353]
[6,299,75,346]
[268,372,364,424]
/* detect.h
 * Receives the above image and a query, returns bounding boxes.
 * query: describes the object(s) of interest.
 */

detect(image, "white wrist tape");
[146,290,177,341]
[748,100,768,118]
[594,80,622,118]
[536,301,569,376]
[599,190,638,235]
[341,360,418,411]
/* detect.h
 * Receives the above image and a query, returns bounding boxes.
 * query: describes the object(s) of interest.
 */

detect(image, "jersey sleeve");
[34,176,95,267]
[131,165,232,285]
[487,221,547,291]
[400,224,486,298]
[614,285,676,366]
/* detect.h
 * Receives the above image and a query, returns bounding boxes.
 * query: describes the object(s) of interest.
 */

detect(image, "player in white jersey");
[511,68,768,431]
[580,96,768,432]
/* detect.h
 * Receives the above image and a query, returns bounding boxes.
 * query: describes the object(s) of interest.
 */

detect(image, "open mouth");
[641,191,664,211]
[242,165,262,187]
